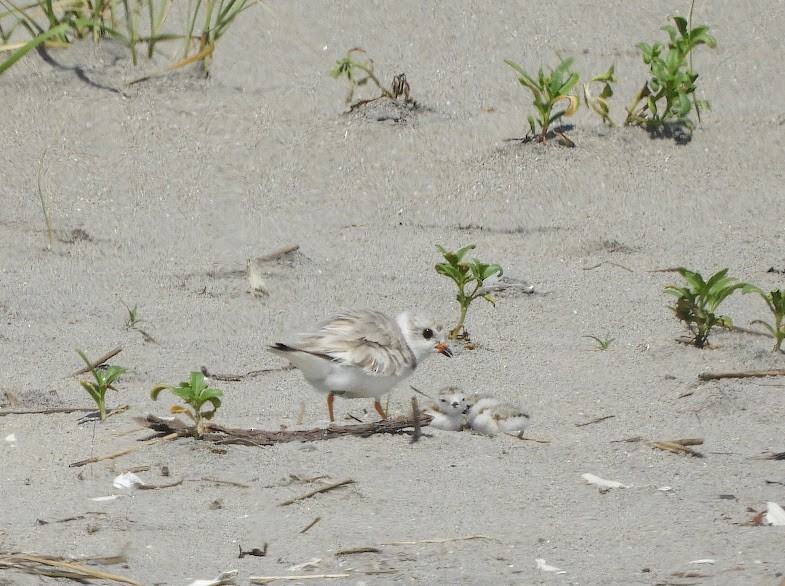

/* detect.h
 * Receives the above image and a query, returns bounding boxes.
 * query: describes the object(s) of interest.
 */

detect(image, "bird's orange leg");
[374,399,387,420]
[327,392,336,423]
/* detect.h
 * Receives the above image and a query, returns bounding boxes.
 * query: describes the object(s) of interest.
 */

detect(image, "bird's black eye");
[422,328,434,340]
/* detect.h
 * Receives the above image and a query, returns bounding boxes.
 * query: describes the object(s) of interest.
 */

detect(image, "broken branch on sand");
[67,346,123,377]
[381,535,493,545]
[0,552,141,585]
[698,369,785,381]
[134,413,432,447]
[278,478,354,507]
[69,432,181,467]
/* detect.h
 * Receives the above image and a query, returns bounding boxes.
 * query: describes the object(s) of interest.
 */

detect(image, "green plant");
[584,335,615,350]
[76,349,127,421]
[0,0,252,76]
[36,149,53,250]
[121,300,141,330]
[504,56,579,143]
[181,0,254,74]
[435,244,503,340]
[151,371,222,438]
[330,47,411,110]
[625,14,716,132]
[583,64,617,127]
[742,286,785,353]
[664,268,745,348]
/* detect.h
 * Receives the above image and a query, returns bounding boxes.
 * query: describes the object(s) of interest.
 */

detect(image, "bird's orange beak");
[435,342,453,357]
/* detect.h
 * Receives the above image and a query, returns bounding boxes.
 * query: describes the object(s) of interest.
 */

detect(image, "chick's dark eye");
[422,328,434,340]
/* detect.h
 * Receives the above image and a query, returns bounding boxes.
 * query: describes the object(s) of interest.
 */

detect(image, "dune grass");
[0,0,255,76]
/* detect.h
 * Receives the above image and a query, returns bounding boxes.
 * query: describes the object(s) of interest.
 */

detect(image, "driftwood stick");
[0,407,95,417]
[299,517,321,534]
[0,553,141,585]
[278,478,354,507]
[68,346,123,377]
[575,415,615,427]
[381,535,492,546]
[69,432,181,468]
[250,574,350,584]
[699,369,785,381]
[135,414,430,446]
[252,244,300,263]
[410,397,422,443]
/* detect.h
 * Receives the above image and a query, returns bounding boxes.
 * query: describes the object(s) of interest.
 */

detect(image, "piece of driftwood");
[575,415,615,427]
[251,244,300,263]
[278,478,354,507]
[651,438,704,457]
[381,535,492,546]
[69,432,181,468]
[250,574,350,584]
[0,552,141,585]
[699,369,785,381]
[0,406,95,417]
[134,413,433,446]
[68,347,123,377]
[200,365,291,382]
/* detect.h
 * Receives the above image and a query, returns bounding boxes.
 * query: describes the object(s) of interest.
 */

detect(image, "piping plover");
[467,394,530,436]
[269,309,452,422]
[424,387,468,431]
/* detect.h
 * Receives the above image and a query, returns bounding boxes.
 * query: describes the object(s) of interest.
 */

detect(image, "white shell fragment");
[535,558,566,574]
[688,559,716,564]
[4,433,16,443]
[113,472,146,489]
[90,495,119,502]
[187,569,238,586]
[765,501,785,526]
[582,473,630,491]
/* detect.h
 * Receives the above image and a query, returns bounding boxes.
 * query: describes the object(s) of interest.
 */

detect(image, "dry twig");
[250,574,350,584]
[68,347,123,377]
[135,413,430,446]
[575,415,615,427]
[0,552,141,584]
[381,535,492,546]
[299,517,321,534]
[69,432,181,467]
[698,369,785,381]
[278,478,354,506]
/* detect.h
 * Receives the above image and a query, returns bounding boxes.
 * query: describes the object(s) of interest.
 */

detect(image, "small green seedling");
[664,268,746,348]
[584,335,615,350]
[76,349,127,421]
[151,371,222,438]
[122,301,141,330]
[330,47,411,110]
[583,64,617,127]
[505,56,580,143]
[742,286,785,353]
[436,244,503,340]
[625,15,716,132]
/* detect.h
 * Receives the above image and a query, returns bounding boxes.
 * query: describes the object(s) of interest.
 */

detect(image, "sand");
[2,1,785,584]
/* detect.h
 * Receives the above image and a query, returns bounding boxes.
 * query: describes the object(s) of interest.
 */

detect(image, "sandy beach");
[2,2,785,584]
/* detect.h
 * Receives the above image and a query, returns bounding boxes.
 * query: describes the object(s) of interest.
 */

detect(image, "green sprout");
[122,301,141,330]
[625,14,716,132]
[664,268,746,348]
[742,286,785,353]
[583,64,617,127]
[151,371,223,438]
[330,47,411,110]
[504,56,580,143]
[76,349,127,421]
[435,244,503,340]
[1,0,253,76]
[584,335,615,350]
